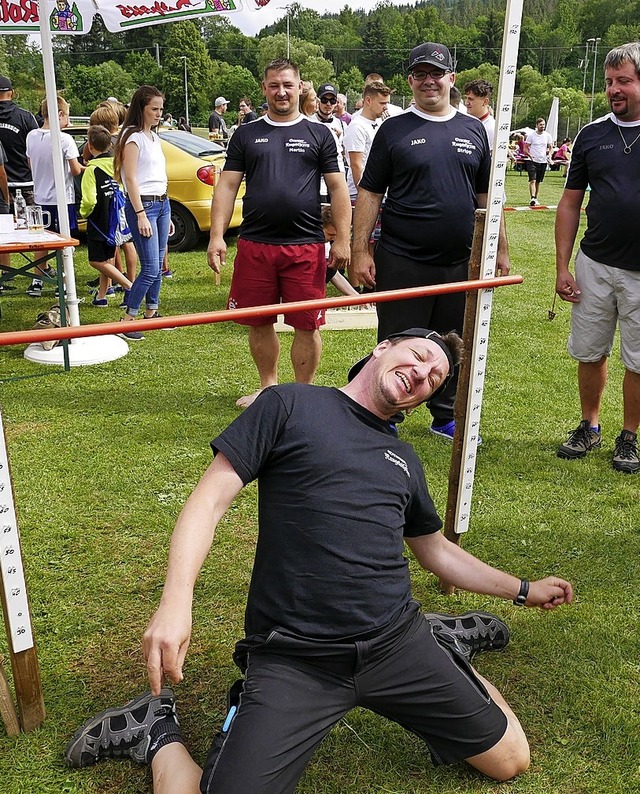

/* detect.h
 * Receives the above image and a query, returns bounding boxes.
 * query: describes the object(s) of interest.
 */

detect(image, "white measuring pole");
[0,408,35,654]
[454,0,524,534]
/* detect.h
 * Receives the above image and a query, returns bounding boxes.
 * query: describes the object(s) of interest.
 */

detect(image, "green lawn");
[0,169,638,793]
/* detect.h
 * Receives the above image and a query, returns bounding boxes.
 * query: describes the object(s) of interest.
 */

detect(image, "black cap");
[317,83,338,98]
[347,328,455,398]
[0,75,12,91]
[407,43,454,73]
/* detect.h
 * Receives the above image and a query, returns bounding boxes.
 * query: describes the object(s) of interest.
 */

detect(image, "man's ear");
[371,340,391,360]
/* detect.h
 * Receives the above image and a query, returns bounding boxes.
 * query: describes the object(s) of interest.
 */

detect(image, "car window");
[158,130,226,158]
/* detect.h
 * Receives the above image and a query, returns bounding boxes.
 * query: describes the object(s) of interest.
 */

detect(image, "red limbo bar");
[0,275,523,347]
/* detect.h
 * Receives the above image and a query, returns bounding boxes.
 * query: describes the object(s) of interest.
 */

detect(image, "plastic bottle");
[14,189,27,229]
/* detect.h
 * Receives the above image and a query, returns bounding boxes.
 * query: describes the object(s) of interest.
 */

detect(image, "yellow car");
[65,127,244,252]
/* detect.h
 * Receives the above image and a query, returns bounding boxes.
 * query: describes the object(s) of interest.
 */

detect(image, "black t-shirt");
[0,100,38,186]
[212,384,441,639]
[359,108,490,264]
[223,116,342,244]
[566,113,640,271]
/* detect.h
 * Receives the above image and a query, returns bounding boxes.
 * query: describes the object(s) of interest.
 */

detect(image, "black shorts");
[526,161,547,183]
[87,235,116,263]
[200,602,508,794]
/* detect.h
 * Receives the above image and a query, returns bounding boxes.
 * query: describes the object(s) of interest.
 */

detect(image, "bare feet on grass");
[236,389,265,409]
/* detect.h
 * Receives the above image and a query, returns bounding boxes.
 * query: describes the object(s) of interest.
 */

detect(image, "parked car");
[64,127,244,252]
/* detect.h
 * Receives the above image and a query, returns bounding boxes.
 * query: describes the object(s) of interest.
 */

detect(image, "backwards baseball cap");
[215,96,229,107]
[0,75,13,91]
[407,42,454,73]
[317,83,338,98]
[347,328,456,399]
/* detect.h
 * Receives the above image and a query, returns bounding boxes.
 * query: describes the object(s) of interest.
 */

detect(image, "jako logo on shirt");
[411,138,426,146]
[384,450,410,478]
[254,138,268,144]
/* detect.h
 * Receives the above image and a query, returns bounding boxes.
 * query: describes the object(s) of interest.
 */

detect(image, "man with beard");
[555,42,640,473]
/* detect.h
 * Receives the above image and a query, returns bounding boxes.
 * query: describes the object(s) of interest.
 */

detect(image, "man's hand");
[349,250,376,288]
[143,601,193,695]
[329,240,350,272]
[556,268,581,302]
[495,251,511,276]
[526,577,574,609]
[207,236,227,274]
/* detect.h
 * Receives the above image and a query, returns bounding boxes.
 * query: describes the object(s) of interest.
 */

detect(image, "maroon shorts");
[228,239,326,330]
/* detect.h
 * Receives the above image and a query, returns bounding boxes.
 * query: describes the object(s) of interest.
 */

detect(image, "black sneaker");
[557,420,601,459]
[612,430,640,474]
[86,276,100,288]
[117,319,145,341]
[27,279,43,297]
[425,611,510,661]
[65,689,177,768]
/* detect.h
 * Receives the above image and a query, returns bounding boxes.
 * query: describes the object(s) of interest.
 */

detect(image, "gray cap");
[215,96,229,107]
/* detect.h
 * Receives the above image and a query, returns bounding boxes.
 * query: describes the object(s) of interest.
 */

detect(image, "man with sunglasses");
[311,82,346,143]
[351,42,511,442]
[65,326,573,792]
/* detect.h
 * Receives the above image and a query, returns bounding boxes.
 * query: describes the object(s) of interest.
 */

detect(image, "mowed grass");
[0,169,638,793]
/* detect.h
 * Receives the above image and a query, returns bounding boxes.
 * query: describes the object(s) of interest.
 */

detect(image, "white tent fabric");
[547,95,559,146]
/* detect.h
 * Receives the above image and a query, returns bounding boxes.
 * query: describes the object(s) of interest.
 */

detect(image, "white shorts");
[568,248,640,373]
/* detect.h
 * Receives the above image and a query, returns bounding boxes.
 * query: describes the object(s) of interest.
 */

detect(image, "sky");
[226,0,418,37]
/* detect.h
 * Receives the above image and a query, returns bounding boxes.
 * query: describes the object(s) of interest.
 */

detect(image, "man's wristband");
[513,579,529,606]
[135,209,146,215]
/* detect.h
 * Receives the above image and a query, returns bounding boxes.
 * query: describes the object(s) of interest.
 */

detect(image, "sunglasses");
[320,96,337,104]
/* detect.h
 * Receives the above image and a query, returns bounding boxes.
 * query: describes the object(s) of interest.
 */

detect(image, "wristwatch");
[513,579,529,606]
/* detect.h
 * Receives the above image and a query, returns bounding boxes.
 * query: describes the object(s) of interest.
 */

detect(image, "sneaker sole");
[612,460,640,474]
[429,426,454,441]
[117,332,145,341]
[557,440,602,460]
[65,689,172,768]
[426,610,510,653]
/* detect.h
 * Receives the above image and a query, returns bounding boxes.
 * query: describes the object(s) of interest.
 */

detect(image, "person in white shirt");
[343,81,391,201]
[524,118,553,206]
[464,79,495,147]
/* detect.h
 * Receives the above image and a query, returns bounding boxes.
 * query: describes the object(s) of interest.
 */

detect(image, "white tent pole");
[38,0,81,327]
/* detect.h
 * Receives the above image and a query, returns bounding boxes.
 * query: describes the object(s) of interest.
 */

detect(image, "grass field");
[0,169,638,794]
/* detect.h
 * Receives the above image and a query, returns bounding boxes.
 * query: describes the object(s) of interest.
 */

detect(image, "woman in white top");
[114,85,171,341]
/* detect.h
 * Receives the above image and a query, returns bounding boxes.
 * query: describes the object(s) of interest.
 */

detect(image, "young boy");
[25,95,83,297]
[80,125,133,306]
[83,104,138,304]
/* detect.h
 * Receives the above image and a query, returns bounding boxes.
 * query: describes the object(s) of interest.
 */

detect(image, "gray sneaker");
[612,430,640,474]
[425,611,510,661]
[557,420,601,459]
[65,688,177,768]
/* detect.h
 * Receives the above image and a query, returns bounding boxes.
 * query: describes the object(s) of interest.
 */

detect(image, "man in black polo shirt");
[207,58,351,410]
[66,328,573,793]
[351,42,511,441]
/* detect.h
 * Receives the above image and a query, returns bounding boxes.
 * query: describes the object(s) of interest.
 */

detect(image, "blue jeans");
[125,196,170,315]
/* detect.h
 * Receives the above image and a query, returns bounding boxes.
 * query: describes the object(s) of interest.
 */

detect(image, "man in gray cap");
[65,327,573,793]
[351,43,511,442]
[0,75,38,207]
[208,96,229,141]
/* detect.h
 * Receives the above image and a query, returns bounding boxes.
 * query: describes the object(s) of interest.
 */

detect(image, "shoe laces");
[567,422,593,446]
[615,434,638,460]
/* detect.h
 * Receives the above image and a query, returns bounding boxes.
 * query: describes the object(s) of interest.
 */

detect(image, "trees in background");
[6,0,636,134]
